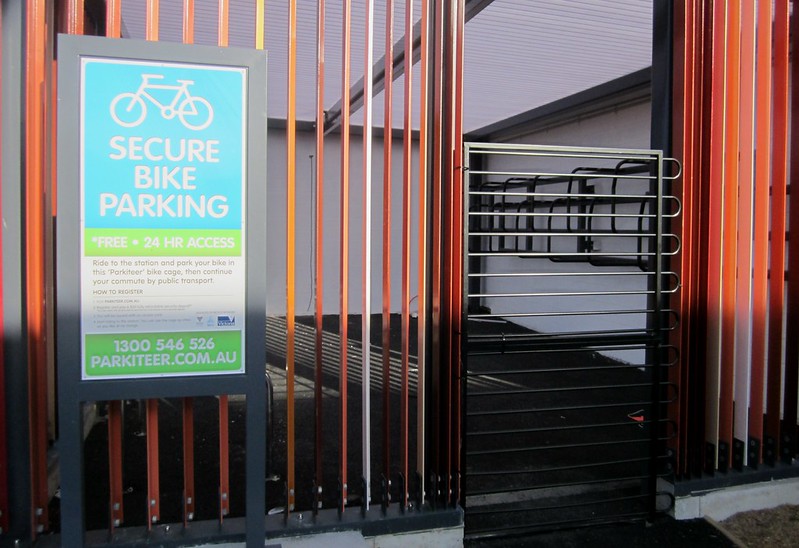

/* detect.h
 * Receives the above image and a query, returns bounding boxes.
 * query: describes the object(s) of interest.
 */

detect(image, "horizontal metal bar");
[469,170,659,180]
[468,250,678,257]
[466,398,677,418]
[468,381,658,398]
[467,417,666,437]
[469,191,663,200]
[468,270,677,278]
[469,231,660,238]
[469,210,657,218]
[468,288,677,298]
[465,472,654,496]
[467,455,657,477]
[465,493,649,516]
[464,510,652,538]
[466,361,667,377]
[467,435,672,457]
[467,308,671,318]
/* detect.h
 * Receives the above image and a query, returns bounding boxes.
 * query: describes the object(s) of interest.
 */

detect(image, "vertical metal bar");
[67,0,85,35]
[286,0,298,513]
[340,0,352,513]
[430,0,444,492]
[400,0,413,509]
[217,0,232,518]
[182,397,195,522]
[749,0,773,465]
[218,395,230,519]
[181,0,196,524]
[782,0,799,460]
[416,0,429,500]
[183,0,195,45]
[314,0,325,500]
[733,0,756,466]
[314,0,326,495]
[108,401,124,529]
[361,0,374,511]
[146,0,159,41]
[144,0,160,527]
[717,0,741,464]
[146,398,160,527]
[766,0,790,460]
[106,0,122,38]
[703,0,726,471]
[0,5,8,530]
[255,0,265,51]
[451,0,465,504]
[24,0,50,535]
[218,0,229,47]
[381,0,394,487]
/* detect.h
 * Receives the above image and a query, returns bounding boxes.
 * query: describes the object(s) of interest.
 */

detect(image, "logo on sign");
[217,315,236,327]
[110,73,214,130]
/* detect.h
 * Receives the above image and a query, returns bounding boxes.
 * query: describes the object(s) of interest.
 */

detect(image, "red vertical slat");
[146,399,160,527]
[25,0,50,535]
[749,0,773,464]
[67,0,85,35]
[314,0,326,498]
[381,0,394,487]
[717,0,741,463]
[183,0,195,45]
[339,0,352,513]
[286,0,298,512]
[108,401,124,530]
[400,0,413,509]
[766,0,790,462]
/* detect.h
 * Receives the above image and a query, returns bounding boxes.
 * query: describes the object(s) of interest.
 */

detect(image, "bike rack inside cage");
[462,143,680,539]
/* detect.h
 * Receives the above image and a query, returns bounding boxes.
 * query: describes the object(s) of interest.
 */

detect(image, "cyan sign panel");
[80,58,247,380]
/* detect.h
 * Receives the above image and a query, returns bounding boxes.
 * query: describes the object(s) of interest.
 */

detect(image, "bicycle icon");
[110,74,214,131]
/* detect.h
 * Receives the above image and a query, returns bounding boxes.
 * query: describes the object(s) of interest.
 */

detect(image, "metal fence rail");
[462,143,679,538]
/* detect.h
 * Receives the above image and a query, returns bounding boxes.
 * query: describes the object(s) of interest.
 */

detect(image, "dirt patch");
[720,504,799,547]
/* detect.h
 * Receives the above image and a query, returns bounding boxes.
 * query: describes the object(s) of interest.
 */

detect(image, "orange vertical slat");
[216,0,232,520]
[749,0,773,464]
[286,0,298,512]
[146,0,159,41]
[218,0,229,47]
[766,0,790,461]
[145,0,160,526]
[733,0,755,463]
[717,0,741,463]
[416,0,429,496]
[339,0,352,513]
[400,0,413,509]
[451,0,465,502]
[314,0,326,494]
[381,0,394,487]
[183,0,195,45]
[146,399,160,527]
[703,0,726,470]
[256,0,265,51]
[66,0,85,35]
[24,0,50,535]
[106,0,121,38]
[181,0,196,524]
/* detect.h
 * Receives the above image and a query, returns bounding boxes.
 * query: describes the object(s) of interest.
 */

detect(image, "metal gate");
[462,143,679,538]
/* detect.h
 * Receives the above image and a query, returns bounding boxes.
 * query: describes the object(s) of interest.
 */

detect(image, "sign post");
[57,35,267,545]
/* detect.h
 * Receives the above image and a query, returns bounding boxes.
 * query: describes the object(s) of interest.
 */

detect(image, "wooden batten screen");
[6,0,465,541]
[673,0,799,476]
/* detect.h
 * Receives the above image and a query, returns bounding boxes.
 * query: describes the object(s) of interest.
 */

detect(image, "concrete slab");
[674,476,799,521]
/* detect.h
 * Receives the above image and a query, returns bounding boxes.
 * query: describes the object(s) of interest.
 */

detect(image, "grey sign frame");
[56,34,267,546]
